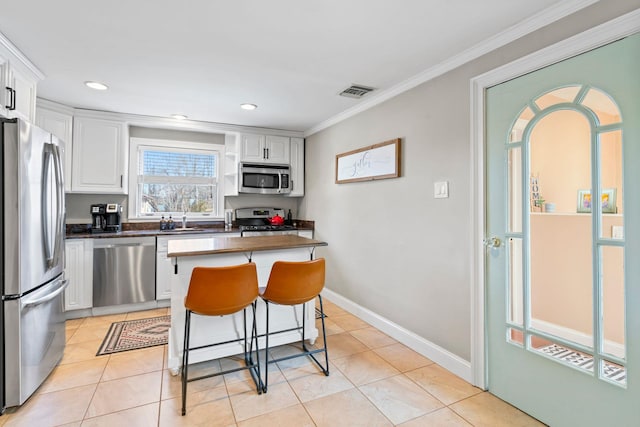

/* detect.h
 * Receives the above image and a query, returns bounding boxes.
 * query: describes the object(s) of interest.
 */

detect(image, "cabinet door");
[72,116,128,193]
[156,237,172,300]
[8,66,36,122]
[265,135,290,164]
[240,134,266,162]
[64,240,93,311]
[0,56,9,118]
[287,137,304,196]
[36,107,74,192]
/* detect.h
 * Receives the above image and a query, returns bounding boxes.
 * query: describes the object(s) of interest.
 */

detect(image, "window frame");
[128,137,225,221]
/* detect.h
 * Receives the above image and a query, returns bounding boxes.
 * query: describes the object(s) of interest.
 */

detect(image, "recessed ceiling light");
[171,114,188,120]
[84,81,108,91]
[240,103,257,110]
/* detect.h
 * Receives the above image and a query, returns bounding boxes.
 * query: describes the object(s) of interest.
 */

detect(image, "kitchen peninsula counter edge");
[167,234,327,257]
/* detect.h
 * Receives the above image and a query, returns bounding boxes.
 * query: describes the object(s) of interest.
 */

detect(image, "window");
[129,138,224,220]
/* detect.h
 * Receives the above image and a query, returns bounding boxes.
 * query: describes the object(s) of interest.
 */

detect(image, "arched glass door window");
[504,84,626,386]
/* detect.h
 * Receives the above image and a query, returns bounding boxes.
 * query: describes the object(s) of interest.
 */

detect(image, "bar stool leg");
[243,303,263,394]
[318,295,330,374]
[301,297,329,376]
[181,310,192,416]
[263,301,270,393]
[249,302,263,393]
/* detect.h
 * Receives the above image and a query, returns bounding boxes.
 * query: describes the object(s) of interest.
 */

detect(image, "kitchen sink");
[160,227,204,233]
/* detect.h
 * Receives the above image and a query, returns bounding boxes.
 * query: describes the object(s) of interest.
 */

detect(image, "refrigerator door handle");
[22,279,69,309]
[52,143,65,265]
[41,144,55,267]
[41,143,64,269]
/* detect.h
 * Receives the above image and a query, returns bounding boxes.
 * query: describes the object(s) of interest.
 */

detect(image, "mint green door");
[486,34,640,426]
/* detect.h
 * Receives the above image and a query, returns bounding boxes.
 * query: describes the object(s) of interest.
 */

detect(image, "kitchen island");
[166,235,328,374]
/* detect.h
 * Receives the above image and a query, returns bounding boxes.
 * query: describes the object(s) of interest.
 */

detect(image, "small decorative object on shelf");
[530,174,544,212]
[577,188,617,213]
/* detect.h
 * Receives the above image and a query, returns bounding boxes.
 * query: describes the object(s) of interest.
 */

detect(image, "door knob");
[484,237,502,248]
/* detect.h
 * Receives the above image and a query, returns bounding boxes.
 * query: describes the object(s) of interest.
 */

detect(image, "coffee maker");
[91,203,122,233]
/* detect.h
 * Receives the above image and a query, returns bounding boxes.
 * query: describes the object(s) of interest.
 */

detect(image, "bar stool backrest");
[185,262,259,316]
[262,258,325,305]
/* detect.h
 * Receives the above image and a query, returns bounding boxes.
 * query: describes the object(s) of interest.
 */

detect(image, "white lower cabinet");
[64,239,93,311]
[156,233,241,300]
[156,237,174,301]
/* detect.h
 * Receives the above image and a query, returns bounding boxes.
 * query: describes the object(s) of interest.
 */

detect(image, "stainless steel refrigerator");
[0,118,67,410]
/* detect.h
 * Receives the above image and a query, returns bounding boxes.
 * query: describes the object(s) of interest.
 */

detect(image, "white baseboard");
[321,289,472,383]
[531,318,625,358]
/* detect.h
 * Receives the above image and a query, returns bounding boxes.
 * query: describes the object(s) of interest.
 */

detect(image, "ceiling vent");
[339,84,376,99]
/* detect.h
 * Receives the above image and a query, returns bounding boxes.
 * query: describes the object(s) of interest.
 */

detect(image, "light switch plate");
[612,225,624,239]
[434,181,449,198]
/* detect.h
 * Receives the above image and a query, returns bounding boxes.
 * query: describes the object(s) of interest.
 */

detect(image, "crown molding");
[38,98,304,138]
[304,0,599,137]
[0,30,45,80]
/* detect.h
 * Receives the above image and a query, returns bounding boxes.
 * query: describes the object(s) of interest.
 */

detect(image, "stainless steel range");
[236,207,298,237]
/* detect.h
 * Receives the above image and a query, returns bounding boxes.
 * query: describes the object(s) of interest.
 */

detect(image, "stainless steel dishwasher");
[93,236,156,307]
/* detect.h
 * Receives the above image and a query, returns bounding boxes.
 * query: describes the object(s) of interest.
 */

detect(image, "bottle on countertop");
[286,209,293,226]
[160,216,167,230]
[167,215,175,230]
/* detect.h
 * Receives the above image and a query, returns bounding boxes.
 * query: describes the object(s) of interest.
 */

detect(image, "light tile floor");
[0,301,546,426]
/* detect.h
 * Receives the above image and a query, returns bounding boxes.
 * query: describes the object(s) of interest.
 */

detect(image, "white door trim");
[469,8,640,389]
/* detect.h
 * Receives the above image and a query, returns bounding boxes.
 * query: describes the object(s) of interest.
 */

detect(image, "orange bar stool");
[181,262,262,416]
[261,258,329,392]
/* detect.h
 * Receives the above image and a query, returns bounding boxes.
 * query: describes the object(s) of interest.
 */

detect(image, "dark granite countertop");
[66,220,315,239]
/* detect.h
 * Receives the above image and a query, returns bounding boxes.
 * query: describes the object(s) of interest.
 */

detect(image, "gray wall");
[301,1,638,361]
[66,126,300,223]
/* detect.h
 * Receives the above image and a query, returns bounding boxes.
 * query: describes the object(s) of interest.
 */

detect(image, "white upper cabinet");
[72,114,129,194]
[36,102,74,192]
[287,137,304,197]
[265,135,290,163]
[240,133,290,164]
[0,56,8,118]
[7,66,37,122]
[0,39,41,122]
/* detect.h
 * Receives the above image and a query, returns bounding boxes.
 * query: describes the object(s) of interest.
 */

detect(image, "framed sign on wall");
[335,138,401,184]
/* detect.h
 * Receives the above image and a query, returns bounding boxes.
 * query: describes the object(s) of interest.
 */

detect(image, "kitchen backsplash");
[65,193,300,224]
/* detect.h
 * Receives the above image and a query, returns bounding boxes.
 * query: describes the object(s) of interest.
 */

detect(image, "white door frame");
[469,9,640,389]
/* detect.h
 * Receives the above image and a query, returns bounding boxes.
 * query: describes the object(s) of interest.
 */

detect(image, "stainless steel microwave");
[239,163,291,194]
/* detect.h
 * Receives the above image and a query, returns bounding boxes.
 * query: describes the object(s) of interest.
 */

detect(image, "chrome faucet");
[181,212,187,229]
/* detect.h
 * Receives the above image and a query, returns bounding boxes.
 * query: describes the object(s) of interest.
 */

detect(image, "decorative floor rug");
[539,343,626,383]
[97,315,171,356]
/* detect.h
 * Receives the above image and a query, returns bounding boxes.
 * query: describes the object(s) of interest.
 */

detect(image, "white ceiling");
[0,0,593,133]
